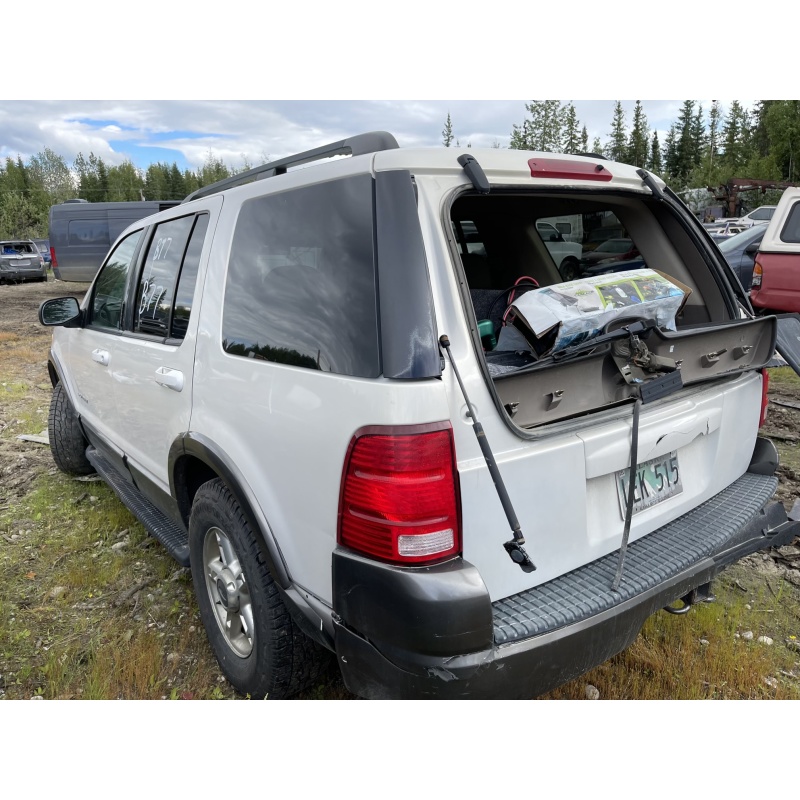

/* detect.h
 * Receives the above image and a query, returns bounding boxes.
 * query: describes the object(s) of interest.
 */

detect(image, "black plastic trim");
[169,432,291,588]
[374,170,441,379]
[87,447,190,566]
[332,550,493,663]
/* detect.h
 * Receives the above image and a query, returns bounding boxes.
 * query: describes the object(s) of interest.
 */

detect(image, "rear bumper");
[333,470,798,699]
[0,266,47,282]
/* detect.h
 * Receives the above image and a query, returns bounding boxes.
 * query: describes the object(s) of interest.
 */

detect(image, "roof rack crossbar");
[183,131,399,202]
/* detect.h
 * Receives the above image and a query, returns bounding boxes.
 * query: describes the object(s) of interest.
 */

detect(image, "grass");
[0,474,232,699]
[543,566,800,699]
[1,302,799,699]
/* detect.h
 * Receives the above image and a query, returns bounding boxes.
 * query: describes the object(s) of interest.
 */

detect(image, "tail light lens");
[760,369,770,427]
[50,247,58,268]
[752,261,763,288]
[338,423,461,565]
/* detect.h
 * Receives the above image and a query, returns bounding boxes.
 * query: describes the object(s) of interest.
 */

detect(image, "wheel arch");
[169,432,291,588]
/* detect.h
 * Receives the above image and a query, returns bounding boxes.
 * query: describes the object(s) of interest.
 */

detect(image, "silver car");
[0,239,47,284]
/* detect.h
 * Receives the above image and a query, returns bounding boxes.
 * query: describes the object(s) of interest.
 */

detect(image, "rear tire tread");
[48,382,93,475]
[190,479,330,699]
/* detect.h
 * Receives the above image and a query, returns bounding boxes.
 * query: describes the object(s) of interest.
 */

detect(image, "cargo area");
[450,189,776,429]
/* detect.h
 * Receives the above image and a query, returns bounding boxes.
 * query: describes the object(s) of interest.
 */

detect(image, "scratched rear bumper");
[332,471,798,699]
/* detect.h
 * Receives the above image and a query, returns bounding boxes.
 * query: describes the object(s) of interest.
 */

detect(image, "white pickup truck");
[536,220,582,279]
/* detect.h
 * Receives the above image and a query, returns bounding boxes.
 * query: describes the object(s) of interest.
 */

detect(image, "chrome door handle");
[155,366,184,392]
[91,349,109,366]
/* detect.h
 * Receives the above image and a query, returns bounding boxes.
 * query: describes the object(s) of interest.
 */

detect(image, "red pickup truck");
[750,188,800,313]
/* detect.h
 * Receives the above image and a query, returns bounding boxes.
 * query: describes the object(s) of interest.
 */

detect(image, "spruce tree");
[649,131,663,174]
[608,101,627,162]
[627,100,649,167]
[562,103,581,154]
[442,113,454,147]
[510,101,564,152]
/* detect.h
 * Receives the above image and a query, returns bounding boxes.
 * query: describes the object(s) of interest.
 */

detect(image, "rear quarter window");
[222,175,380,377]
[780,202,800,243]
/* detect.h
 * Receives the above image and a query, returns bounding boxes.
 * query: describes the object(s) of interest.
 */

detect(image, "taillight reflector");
[50,247,58,268]
[528,157,612,182]
[338,423,461,565]
[752,261,763,287]
[760,370,770,428]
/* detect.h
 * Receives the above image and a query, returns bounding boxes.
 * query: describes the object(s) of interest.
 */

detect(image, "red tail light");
[751,261,762,288]
[338,423,461,565]
[760,369,770,427]
[50,247,58,268]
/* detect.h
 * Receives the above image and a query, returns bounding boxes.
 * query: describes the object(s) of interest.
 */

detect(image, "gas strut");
[439,335,535,573]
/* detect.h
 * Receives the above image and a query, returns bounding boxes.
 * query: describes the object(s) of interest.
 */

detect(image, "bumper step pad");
[86,447,190,566]
[493,472,789,645]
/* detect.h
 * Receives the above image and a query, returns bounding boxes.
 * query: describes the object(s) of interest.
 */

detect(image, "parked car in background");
[0,239,47,284]
[580,238,639,268]
[733,206,776,228]
[706,220,746,238]
[751,189,800,312]
[581,225,626,252]
[535,220,582,279]
[717,225,766,292]
[32,238,51,266]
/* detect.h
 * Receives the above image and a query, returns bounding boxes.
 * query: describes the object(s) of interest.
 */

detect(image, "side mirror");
[744,242,760,256]
[39,297,82,327]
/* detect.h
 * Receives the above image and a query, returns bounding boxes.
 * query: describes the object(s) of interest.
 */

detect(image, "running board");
[86,447,190,566]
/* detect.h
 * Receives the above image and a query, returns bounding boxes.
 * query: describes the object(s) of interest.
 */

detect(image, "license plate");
[616,451,682,518]
[17,259,31,266]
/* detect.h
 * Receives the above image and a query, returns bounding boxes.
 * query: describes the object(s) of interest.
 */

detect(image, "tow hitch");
[663,582,716,615]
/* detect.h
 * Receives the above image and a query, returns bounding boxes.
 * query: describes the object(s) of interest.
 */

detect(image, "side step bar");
[86,447,190,567]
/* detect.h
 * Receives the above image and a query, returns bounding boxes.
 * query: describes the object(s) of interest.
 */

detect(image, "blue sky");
[0,99,756,173]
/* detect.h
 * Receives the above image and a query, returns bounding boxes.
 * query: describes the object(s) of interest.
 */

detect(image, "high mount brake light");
[337,423,461,565]
[528,158,612,182]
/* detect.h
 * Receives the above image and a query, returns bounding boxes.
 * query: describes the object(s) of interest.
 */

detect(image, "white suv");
[39,133,800,699]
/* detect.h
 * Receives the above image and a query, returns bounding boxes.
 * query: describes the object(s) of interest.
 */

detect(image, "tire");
[48,382,93,475]
[560,257,580,281]
[189,478,330,698]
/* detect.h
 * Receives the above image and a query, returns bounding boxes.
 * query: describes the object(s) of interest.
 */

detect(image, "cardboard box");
[507,269,690,356]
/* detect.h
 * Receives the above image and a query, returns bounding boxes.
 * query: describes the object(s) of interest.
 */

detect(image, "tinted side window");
[69,218,110,246]
[780,202,800,244]
[222,175,380,377]
[90,231,143,330]
[171,214,209,339]
[134,216,195,336]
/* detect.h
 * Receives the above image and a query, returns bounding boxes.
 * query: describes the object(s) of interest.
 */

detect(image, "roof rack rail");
[183,131,400,202]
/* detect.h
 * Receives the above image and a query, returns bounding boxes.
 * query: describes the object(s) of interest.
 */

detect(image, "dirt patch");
[0,279,89,507]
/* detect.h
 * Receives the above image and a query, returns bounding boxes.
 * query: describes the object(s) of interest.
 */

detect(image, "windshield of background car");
[718,225,766,254]
[595,239,632,254]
